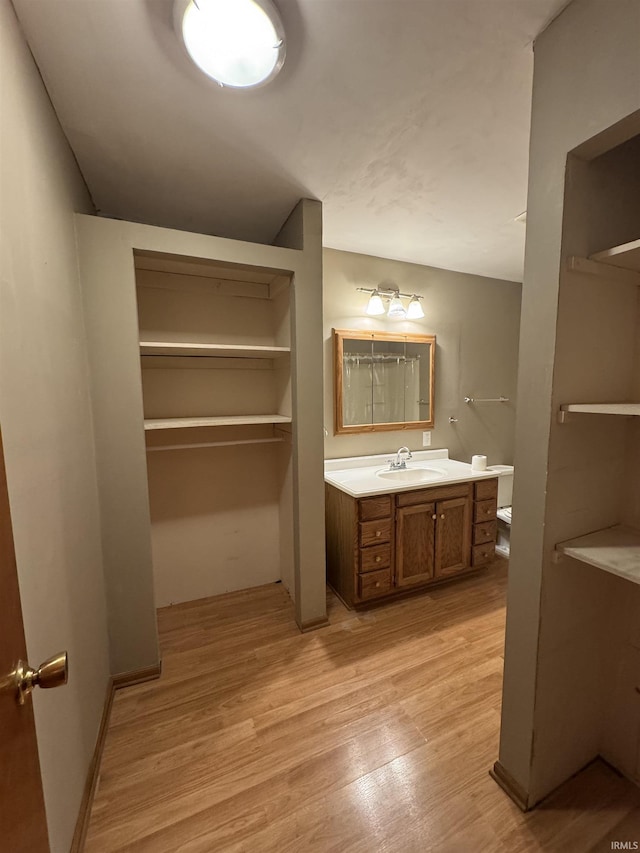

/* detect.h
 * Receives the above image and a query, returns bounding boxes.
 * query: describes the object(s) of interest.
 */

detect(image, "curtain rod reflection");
[343,353,421,363]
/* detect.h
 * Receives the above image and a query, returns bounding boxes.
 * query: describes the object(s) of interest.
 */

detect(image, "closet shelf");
[558,403,640,421]
[590,238,640,272]
[555,525,640,585]
[144,415,292,431]
[140,342,290,359]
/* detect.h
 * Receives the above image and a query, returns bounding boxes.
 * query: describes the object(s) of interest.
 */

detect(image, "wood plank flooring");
[85,559,640,852]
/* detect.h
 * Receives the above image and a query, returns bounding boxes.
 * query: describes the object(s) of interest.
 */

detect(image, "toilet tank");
[487,464,514,508]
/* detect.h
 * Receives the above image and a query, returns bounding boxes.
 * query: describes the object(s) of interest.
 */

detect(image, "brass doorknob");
[13,652,68,706]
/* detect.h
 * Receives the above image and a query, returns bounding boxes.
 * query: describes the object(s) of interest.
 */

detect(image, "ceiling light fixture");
[175,0,286,90]
[357,287,425,320]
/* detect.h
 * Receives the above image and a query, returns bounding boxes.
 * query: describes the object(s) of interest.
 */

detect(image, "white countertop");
[324,449,498,498]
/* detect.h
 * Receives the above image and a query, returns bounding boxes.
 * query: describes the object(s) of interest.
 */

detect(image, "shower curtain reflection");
[343,354,420,426]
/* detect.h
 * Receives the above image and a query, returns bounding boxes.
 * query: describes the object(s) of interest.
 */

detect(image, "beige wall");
[323,248,521,464]
[0,2,110,850]
[498,0,640,803]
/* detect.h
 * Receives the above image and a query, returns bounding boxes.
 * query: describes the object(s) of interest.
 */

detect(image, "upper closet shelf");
[558,403,640,422]
[567,239,640,285]
[555,524,640,585]
[144,415,292,431]
[591,238,640,272]
[140,342,290,359]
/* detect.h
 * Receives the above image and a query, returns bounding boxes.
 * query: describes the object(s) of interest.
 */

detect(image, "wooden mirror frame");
[333,329,436,435]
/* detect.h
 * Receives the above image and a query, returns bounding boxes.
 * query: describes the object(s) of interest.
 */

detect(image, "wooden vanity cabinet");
[326,477,497,608]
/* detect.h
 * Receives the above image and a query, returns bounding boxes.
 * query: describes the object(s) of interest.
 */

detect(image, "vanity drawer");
[358,568,393,600]
[473,520,497,545]
[473,498,497,523]
[472,543,495,566]
[359,518,392,547]
[360,543,391,573]
[397,483,470,507]
[474,478,498,502]
[359,495,392,522]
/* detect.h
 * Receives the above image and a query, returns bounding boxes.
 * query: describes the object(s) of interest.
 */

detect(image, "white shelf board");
[590,238,640,273]
[559,403,640,417]
[144,415,292,431]
[556,525,640,585]
[140,341,290,359]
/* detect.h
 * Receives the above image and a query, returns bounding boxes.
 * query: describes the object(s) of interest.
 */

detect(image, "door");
[435,497,471,578]
[396,502,436,587]
[0,429,50,852]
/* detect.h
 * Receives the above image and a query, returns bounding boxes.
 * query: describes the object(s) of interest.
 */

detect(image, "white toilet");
[486,464,514,557]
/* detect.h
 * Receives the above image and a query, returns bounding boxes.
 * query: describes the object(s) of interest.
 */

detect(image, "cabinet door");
[435,497,471,577]
[396,503,436,587]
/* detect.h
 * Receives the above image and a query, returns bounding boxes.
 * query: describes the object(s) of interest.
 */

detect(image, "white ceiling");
[14,0,569,282]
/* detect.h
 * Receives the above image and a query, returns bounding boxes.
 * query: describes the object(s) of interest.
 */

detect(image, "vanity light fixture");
[365,290,386,316]
[387,294,407,319]
[175,0,286,90]
[357,287,425,320]
[406,296,425,320]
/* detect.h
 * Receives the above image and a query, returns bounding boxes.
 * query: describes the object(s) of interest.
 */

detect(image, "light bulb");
[406,296,424,319]
[365,292,385,316]
[387,295,406,318]
[178,0,286,89]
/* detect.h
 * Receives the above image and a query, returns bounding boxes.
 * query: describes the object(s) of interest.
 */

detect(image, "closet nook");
[75,199,326,676]
[135,252,294,606]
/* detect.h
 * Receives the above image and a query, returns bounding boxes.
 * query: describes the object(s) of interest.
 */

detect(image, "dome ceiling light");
[175,0,286,90]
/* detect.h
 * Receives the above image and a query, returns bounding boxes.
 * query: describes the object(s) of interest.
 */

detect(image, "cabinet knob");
[375,582,380,588]
[432,514,437,520]
[375,555,382,562]
[440,514,445,520]
[375,530,381,537]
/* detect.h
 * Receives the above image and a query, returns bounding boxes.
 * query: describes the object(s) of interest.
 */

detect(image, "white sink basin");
[376,466,446,483]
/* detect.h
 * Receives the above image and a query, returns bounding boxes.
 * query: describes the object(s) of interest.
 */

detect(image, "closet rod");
[146,437,284,452]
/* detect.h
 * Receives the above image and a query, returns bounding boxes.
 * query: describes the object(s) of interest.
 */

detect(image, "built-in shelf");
[146,437,284,452]
[591,238,640,272]
[555,524,640,585]
[139,341,290,359]
[559,403,640,420]
[144,415,292,431]
[566,239,640,285]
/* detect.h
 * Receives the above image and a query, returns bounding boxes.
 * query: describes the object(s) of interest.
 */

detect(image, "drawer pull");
[375,582,380,588]
[375,555,382,563]
[375,530,382,537]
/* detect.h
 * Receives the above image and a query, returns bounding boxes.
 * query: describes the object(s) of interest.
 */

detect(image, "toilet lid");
[497,506,512,524]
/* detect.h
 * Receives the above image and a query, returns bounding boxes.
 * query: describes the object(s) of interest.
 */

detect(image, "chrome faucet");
[389,446,412,470]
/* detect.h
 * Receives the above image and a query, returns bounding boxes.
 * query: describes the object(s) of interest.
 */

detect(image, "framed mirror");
[333,329,435,434]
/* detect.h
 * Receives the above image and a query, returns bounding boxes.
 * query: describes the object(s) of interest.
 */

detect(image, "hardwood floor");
[85,559,640,852]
